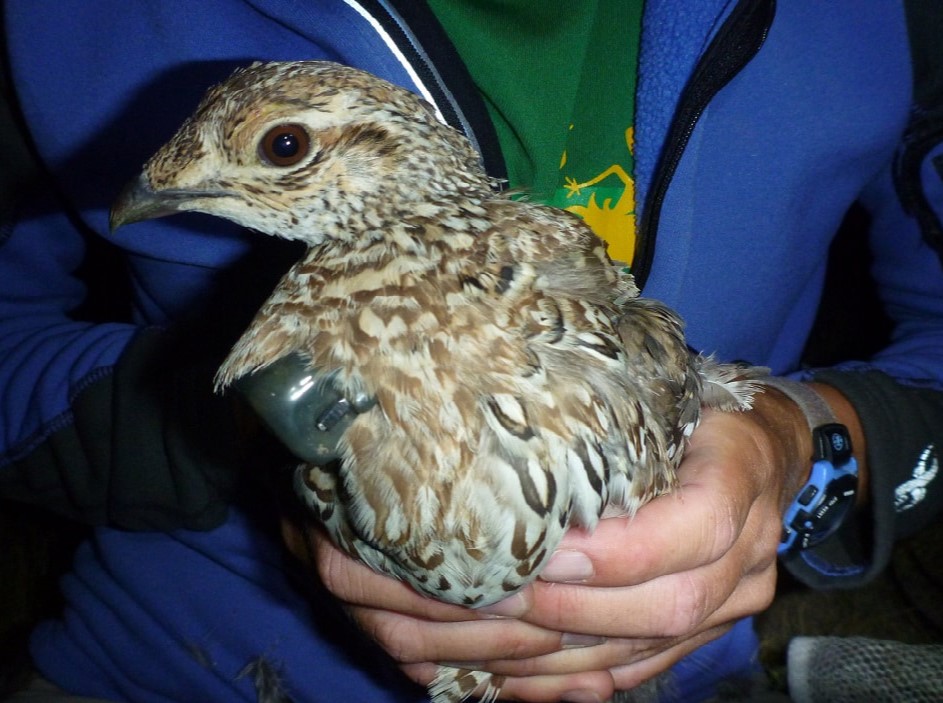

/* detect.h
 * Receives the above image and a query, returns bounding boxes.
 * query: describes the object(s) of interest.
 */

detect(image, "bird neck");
[310,195,489,263]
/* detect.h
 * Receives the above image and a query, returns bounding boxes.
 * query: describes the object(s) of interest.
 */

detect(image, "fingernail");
[561,690,602,703]
[540,550,594,583]
[477,592,528,618]
[438,661,484,670]
[560,633,606,649]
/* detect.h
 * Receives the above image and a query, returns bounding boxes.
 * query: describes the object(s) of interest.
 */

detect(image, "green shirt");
[427,0,643,266]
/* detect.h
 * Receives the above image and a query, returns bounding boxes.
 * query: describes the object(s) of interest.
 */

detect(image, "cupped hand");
[285,387,815,702]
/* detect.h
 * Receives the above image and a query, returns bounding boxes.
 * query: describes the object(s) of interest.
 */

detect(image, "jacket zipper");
[355,0,509,181]
[633,0,777,289]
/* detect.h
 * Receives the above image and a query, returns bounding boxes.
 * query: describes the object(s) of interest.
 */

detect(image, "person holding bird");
[2,2,943,703]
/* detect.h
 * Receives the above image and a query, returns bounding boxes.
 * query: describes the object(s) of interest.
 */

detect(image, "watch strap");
[760,377,837,431]
[761,377,859,554]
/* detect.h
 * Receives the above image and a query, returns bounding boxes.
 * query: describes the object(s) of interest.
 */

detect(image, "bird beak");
[109,174,188,232]
[110,173,238,232]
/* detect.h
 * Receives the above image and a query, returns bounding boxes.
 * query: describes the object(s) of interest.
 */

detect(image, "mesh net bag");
[788,636,943,702]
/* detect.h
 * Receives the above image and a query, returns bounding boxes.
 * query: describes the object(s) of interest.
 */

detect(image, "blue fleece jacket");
[3,1,943,701]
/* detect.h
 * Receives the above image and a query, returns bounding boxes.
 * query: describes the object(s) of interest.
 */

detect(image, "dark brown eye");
[259,123,310,166]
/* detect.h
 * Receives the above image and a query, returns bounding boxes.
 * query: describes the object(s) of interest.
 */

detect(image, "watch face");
[780,457,858,554]
[800,473,858,548]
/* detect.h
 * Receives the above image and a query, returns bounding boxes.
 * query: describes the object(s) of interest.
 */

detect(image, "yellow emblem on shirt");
[554,126,636,267]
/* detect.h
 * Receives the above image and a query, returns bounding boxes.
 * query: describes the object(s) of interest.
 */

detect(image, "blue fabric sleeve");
[787,142,943,588]
[0,0,426,528]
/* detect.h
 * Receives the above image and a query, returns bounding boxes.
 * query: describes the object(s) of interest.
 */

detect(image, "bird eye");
[259,123,311,166]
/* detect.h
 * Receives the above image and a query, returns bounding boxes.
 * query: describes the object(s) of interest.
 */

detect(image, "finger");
[401,625,731,702]
[608,622,734,693]
[523,553,776,640]
[351,602,663,674]
[309,524,481,622]
[350,605,562,664]
[471,581,758,678]
[479,624,731,701]
[478,636,666,679]
[472,568,772,679]
[389,567,773,679]
[546,412,770,589]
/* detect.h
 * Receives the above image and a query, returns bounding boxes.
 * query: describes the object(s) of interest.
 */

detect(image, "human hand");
[285,388,817,701]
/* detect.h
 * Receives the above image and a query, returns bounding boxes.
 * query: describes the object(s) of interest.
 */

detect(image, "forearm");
[0,328,250,530]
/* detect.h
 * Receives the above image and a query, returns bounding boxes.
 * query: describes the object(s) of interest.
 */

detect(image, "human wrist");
[757,378,862,553]
[746,380,816,509]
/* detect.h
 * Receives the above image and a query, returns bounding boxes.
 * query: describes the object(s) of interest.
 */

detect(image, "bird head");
[110,61,495,245]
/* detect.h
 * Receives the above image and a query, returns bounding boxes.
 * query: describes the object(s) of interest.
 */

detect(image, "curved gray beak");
[109,173,191,232]
[110,173,238,232]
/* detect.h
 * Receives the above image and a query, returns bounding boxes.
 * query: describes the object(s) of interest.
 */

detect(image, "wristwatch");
[762,378,859,554]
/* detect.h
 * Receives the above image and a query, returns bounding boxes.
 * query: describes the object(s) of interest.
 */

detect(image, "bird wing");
[236,198,685,602]
[471,201,682,524]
